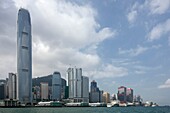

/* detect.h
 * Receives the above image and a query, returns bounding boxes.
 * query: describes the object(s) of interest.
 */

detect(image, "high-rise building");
[90,80,103,103]
[40,82,48,100]
[0,81,5,100]
[17,8,32,104]
[67,67,89,102]
[117,86,127,103]
[68,68,82,99]
[103,92,110,103]
[126,88,133,103]
[61,78,66,99]
[8,73,17,99]
[52,72,61,101]
[82,76,89,102]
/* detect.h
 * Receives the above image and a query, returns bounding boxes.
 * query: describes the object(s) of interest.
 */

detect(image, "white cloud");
[158,79,170,88]
[0,0,120,79]
[148,19,170,41]
[127,10,137,24]
[148,0,170,15]
[134,70,146,74]
[119,45,148,57]
[85,64,128,79]
[127,2,139,24]
[119,44,162,57]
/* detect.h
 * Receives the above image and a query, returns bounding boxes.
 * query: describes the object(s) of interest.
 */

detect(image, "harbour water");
[0,107,170,113]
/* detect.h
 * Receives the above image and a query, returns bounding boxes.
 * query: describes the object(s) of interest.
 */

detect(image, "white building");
[8,73,17,99]
[40,83,48,100]
[67,67,89,102]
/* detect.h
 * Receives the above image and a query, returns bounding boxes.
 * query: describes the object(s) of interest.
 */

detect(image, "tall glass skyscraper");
[17,8,32,104]
[52,72,61,101]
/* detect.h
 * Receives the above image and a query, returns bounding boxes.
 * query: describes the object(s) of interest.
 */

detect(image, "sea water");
[0,107,170,113]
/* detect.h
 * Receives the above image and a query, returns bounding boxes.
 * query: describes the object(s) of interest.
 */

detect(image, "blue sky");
[0,0,170,105]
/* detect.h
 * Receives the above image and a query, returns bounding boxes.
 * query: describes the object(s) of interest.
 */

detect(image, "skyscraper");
[8,73,17,99]
[90,80,103,103]
[82,76,89,102]
[40,83,48,100]
[68,68,82,99]
[126,88,133,103]
[17,8,32,104]
[117,86,127,103]
[67,67,89,102]
[52,72,61,101]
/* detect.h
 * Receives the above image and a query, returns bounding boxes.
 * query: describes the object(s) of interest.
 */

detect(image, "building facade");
[67,67,89,102]
[90,80,103,103]
[117,86,127,103]
[17,8,32,104]
[52,72,61,101]
[82,76,89,102]
[61,78,66,99]
[126,88,133,103]
[103,92,110,103]
[40,83,48,100]
[8,73,17,99]
[0,82,5,100]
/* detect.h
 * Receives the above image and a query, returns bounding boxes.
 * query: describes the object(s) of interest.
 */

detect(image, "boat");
[107,103,112,107]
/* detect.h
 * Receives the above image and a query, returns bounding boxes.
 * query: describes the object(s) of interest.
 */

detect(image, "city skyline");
[0,0,170,106]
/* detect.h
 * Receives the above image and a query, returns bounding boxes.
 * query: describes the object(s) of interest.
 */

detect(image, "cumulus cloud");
[0,0,125,79]
[158,79,170,88]
[148,19,170,41]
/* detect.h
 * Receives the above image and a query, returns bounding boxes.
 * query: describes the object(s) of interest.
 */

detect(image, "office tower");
[8,73,17,99]
[82,76,89,102]
[52,72,61,101]
[103,92,110,103]
[75,68,82,98]
[68,68,82,99]
[68,68,74,98]
[0,82,5,100]
[40,83,48,100]
[90,80,102,103]
[67,67,89,102]
[126,88,133,103]
[91,80,97,92]
[117,86,127,103]
[17,8,32,104]
[61,78,66,99]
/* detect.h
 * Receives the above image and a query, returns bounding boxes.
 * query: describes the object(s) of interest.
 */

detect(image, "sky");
[0,0,170,105]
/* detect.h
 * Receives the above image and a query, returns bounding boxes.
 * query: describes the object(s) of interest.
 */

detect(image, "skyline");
[0,0,170,105]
